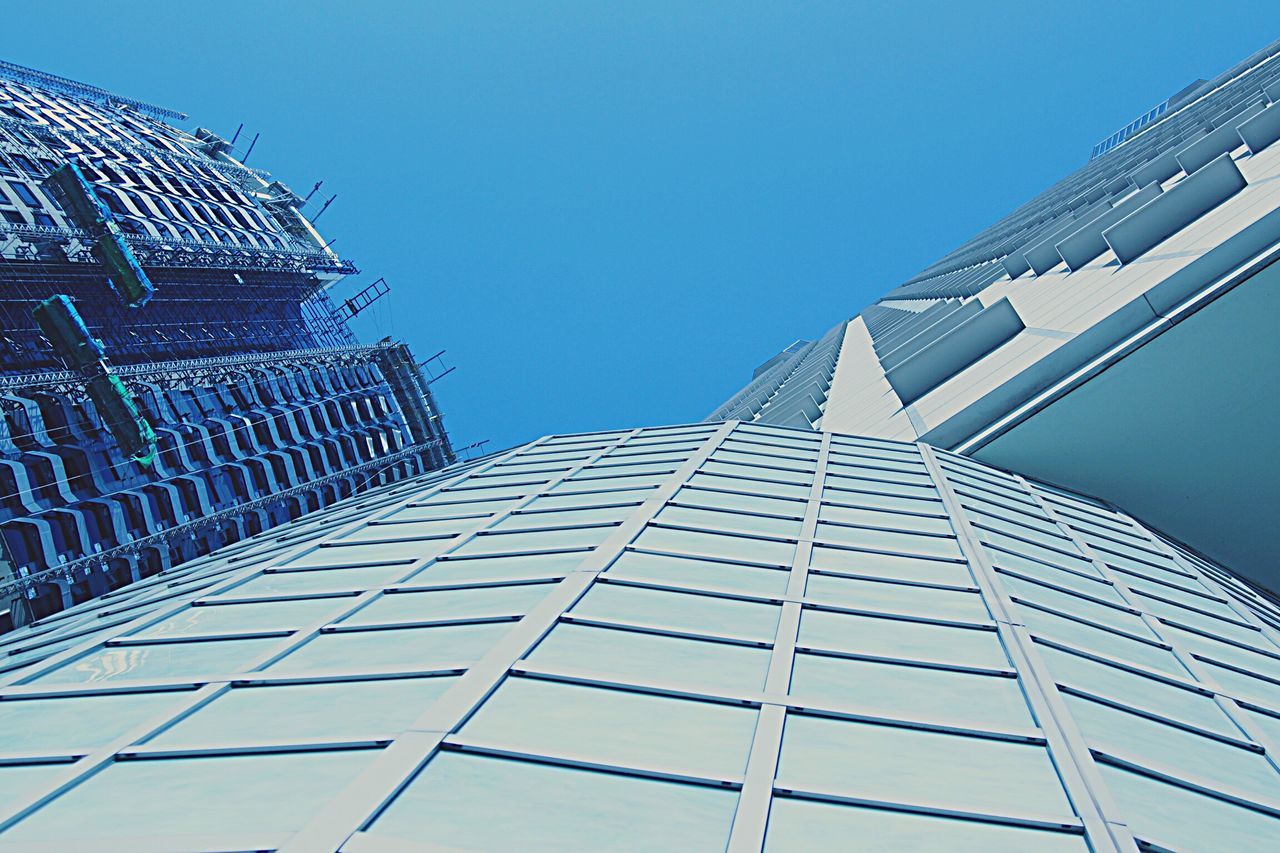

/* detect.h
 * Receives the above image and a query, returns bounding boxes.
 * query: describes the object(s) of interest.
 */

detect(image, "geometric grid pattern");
[0,421,1277,851]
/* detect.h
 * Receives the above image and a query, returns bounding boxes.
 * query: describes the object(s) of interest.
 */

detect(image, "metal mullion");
[278,422,738,853]
[1,439,545,689]
[727,431,830,853]
[1019,477,1280,779]
[919,446,1137,853]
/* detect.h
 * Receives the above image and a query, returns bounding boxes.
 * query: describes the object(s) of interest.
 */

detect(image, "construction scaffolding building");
[0,60,454,629]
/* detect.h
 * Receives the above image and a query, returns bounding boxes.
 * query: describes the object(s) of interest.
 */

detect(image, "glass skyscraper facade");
[0,34,1279,853]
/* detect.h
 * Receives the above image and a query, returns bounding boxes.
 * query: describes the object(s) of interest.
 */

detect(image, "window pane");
[810,545,972,587]
[35,638,278,685]
[127,597,350,639]
[269,623,512,675]
[340,584,555,627]
[571,584,780,642]
[607,550,790,598]
[366,752,738,852]
[1014,604,1186,677]
[777,714,1072,819]
[1099,762,1280,852]
[223,565,407,597]
[1035,643,1239,737]
[0,765,67,808]
[765,796,1088,853]
[460,676,758,778]
[1000,574,1156,638]
[815,523,962,560]
[674,487,805,518]
[656,504,803,539]
[1201,660,1280,710]
[526,623,770,695]
[5,749,378,845]
[634,526,795,567]
[805,573,988,623]
[0,690,193,753]
[452,525,617,556]
[490,505,636,531]
[789,653,1033,731]
[1063,693,1280,799]
[404,552,578,585]
[819,503,952,536]
[147,677,456,748]
[798,609,1009,670]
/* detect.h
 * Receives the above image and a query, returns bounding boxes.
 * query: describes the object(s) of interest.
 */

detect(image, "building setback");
[0,37,1279,853]
[0,61,453,629]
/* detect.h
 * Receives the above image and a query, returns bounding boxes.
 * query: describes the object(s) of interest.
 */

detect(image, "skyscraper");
[0,36,1278,853]
[0,61,454,629]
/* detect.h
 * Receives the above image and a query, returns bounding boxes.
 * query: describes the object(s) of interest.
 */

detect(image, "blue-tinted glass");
[634,525,796,567]
[0,690,193,752]
[571,583,780,642]
[790,653,1033,731]
[269,623,512,674]
[367,752,738,851]
[777,714,1073,818]
[765,796,1088,852]
[35,638,278,685]
[147,677,456,747]
[809,545,972,587]
[607,550,790,597]
[459,676,758,778]
[805,573,988,623]
[404,552,578,584]
[798,609,1008,670]
[527,623,770,695]
[5,749,379,844]
[127,597,350,639]
[340,584,555,626]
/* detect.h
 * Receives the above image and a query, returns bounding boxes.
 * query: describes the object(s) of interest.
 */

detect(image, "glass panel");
[490,505,636,531]
[777,714,1073,818]
[341,519,471,543]
[451,525,617,555]
[674,487,805,517]
[404,552,579,584]
[551,472,671,492]
[1135,596,1268,648]
[790,653,1033,731]
[825,473,936,501]
[366,752,738,852]
[798,609,1008,669]
[4,749,378,844]
[147,677,457,747]
[607,550,790,598]
[0,765,68,809]
[0,690,193,753]
[35,638,278,685]
[572,584,780,642]
[1099,762,1280,852]
[1015,604,1187,677]
[1159,623,1280,681]
[340,584,555,626]
[656,505,803,539]
[815,523,962,560]
[284,540,448,567]
[1064,693,1280,798]
[689,471,811,500]
[460,676,758,778]
[702,460,810,486]
[765,796,1088,852]
[127,597,350,639]
[526,623,770,695]
[1202,660,1280,710]
[999,573,1156,637]
[221,564,407,597]
[389,499,515,520]
[819,503,953,536]
[810,545,972,587]
[523,488,656,511]
[268,623,512,674]
[634,526,795,567]
[821,489,942,516]
[1035,643,1239,737]
[805,573,989,623]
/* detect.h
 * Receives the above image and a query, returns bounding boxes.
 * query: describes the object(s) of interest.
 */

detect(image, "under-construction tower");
[0,60,454,629]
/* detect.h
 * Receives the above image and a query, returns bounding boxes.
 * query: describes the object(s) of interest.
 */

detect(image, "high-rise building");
[0,36,1277,853]
[0,61,454,629]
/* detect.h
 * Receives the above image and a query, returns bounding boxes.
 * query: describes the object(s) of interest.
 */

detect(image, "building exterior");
[0,36,1278,853]
[712,37,1280,594]
[0,61,454,628]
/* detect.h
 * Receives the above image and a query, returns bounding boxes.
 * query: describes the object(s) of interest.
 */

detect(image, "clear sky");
[5,2,1273,450]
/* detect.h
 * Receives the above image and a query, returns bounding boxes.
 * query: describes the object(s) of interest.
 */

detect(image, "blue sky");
[6,2,1273,450]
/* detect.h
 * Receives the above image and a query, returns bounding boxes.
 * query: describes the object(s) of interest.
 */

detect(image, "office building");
[1,35,1280,853]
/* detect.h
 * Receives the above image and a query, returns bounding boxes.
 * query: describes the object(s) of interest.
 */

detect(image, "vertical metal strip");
[919,445,1135,853]
[727,431,831,853]
[280,421,740,853]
